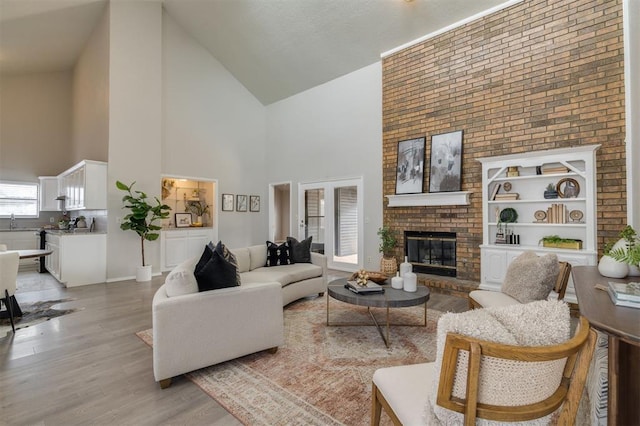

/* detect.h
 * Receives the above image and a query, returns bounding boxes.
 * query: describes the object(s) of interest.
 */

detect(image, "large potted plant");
[116,181,171,282]
[377,226,398,276]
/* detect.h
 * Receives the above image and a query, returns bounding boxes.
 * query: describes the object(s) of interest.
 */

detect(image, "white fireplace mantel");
[385,191,471,207]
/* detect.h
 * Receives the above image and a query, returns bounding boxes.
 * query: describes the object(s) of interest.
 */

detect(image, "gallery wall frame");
[222,194,234,211]
[250,195,260,212]
[429,130,463,193]
[236,195,248,212]
[395,137,426,194]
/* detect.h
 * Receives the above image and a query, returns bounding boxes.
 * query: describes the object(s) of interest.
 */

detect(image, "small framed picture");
[236,195,248,212]
[222,194,234,211]
[175,213,192,228]
[250,195,260,212]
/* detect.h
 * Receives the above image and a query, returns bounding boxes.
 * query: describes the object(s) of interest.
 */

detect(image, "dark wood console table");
[572,266,640,426]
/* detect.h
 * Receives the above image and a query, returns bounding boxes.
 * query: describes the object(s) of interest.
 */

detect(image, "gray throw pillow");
[501,251,559,303]
[287,236,312,263]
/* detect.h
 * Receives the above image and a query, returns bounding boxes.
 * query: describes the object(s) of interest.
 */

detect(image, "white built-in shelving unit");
[477,144,601,303]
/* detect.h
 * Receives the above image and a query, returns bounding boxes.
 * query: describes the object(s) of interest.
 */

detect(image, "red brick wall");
[382,0,626,282]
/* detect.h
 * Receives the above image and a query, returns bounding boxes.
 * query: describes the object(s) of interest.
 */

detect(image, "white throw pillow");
[164,256,199,297]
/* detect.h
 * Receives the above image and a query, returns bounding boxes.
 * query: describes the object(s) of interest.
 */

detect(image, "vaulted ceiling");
[0,0,512,105]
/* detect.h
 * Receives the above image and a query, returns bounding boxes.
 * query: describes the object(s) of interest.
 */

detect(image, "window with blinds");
[0,181,39,217]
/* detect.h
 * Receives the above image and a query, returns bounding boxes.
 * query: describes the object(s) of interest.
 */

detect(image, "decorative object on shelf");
[250,195,260,212]
[429,130,462,193]
[378,226,398,275]
[502,181,512,192]
[186,200,209,225]
[403,271,417,292]
[395,137,425,195]
[569,209,584,223]
[542,165,569,174]
[556,178,580,198]
[391,272,404,289]
[236,195,248,212]
[506,166,519,177]
[175,213,192,228]
[222,194,234,211]
[499,207,518,223]
[490,183,501,200]
[539,235,583,250]
[607,225,640,276]
[116,180,171,282]
[399,256,412,277]
[544,183,558,199]
[495,223,507,244]
[534,210,547,222]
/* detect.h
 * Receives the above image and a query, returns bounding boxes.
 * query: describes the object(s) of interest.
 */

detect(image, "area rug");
[137,294,442,425]
[0,298,80,337]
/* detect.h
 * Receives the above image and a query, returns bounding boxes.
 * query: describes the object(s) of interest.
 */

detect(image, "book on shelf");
[542,166,569,174]
[546,203,566,223]
[494,193,519,200]
[346,280,385,294]
[607,281,640,302]
[606,286,640,309]
[490,183,501,201]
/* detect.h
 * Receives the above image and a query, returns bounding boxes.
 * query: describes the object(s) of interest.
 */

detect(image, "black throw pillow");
[287,236,312,263]
[266,241,291,266]
[194,241,240,292]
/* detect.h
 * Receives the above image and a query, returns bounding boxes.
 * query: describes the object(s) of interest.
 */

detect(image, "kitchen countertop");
[45,229,105,235]
[0,228,42,232]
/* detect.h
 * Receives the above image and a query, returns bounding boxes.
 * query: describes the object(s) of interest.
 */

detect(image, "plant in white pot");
[116,181,171,282]
[608,225,640,276]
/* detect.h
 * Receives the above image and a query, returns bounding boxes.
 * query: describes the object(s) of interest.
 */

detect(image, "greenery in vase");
[377,226,397,258]
[116,181,171,267]
[608,225,640,266]
[186,200,209,217]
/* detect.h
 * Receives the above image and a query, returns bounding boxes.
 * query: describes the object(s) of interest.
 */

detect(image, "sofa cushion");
[230,247,251,273]
[248,245,267,270]
[266,241,291,266]
[241,264,323,287]
[287,236,312,263]
[428,300,571,425]
[165,256,199,297]
[194,241,240,292]
[501,251,559,303]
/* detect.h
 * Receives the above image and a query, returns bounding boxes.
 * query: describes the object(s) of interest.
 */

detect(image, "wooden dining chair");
[372,315,596,426]
[0,251,20,333]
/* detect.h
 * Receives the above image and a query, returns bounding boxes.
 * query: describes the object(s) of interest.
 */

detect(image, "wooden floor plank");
[1,270,468,424]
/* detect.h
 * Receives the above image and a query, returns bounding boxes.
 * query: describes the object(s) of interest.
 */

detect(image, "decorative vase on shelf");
[391,272,403,289]
[380,256,397,276]
[404,271,417,292]
[597,255,628,279]
[399,256,412,277]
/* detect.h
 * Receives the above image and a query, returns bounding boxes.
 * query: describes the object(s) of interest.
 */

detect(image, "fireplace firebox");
[404,231,456,277]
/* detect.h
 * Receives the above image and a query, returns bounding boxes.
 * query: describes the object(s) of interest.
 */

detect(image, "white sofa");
[152,244,327,388]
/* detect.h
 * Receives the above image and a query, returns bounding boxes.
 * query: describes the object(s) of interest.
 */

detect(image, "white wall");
[266,62,383,270]
[72,4,109,164]
[162,12,268,248]
[107,1,163,281]
[0,71,73,180]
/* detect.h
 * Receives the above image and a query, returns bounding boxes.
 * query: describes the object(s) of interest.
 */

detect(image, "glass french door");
[299,178,363,271]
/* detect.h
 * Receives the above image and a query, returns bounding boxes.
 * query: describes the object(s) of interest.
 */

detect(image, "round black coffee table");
[327,278,430,347]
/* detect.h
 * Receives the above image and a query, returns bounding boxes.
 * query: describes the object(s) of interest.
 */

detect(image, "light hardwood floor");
[1,270,469,425]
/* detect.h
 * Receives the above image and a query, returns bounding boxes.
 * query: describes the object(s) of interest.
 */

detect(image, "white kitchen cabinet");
[45,232,106,287]
[38,176,60,212]
[58,160,107,210]
[0,230,40,271]
[477,145,600,303]
[161,228,216,271]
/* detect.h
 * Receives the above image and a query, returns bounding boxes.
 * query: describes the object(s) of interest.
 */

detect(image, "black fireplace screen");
[404,231,456,277]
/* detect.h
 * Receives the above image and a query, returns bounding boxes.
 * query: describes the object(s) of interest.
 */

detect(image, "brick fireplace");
[382,0,627,285]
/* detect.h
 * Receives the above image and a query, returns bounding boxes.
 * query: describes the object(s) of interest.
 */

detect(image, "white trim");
[386,191,471,207]
[268,181,293,242]
[623,0,639,228]
[381,0,524,58]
